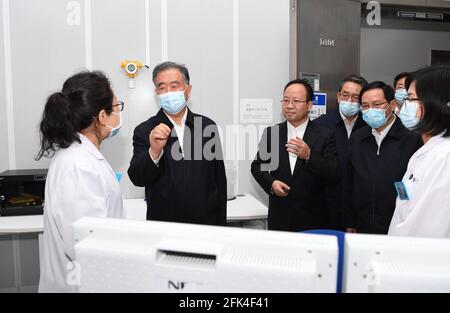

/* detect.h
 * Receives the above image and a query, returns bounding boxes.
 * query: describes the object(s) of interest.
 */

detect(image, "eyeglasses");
[404,97,421,103]
[281,98,309,106]
[361,101,388,110]
[339,92,360,102]
[402,97,422,110]
[112,101,125,112]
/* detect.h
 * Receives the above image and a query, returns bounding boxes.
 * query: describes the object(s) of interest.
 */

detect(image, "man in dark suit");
[127,61,227,226]
[251,79,340,232]
[314,74,368,230]
[344,81,423,234]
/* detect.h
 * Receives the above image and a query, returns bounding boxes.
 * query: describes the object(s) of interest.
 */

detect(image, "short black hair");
[394,72,409,89]
[283,79,313,102]
[338,74,368,92]
[413,65,450,137]
[152,61,190,85]
[359,81,395,104]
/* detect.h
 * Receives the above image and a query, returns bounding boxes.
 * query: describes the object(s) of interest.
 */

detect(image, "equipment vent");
[228,251,303,270]
[156,250,216,269]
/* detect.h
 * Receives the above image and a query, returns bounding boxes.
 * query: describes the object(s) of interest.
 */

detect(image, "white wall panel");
[238,0,290,204]
[10,0,86,169]
[0,1,9,172]
[91,0,148,198]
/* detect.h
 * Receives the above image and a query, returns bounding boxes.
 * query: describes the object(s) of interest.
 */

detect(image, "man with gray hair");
[128,61,227,226]
[314,74,368,230]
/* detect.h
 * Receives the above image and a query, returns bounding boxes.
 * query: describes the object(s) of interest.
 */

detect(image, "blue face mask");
[362,108,390,129]
[395,89,408,104]
[158,90,187,115]
[106,112,122,139]
[399,100,420,129]
[339,101,360,117]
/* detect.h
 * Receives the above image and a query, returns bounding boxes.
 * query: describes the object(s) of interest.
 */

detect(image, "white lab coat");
[38,133,124,293]
[388,134,450,238]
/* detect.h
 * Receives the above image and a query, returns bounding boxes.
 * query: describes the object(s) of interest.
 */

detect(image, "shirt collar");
[78,133,105,160]
[287,118,309,133]
[164,108,188,128]
[339,110,358,126]
[372,115,396,138]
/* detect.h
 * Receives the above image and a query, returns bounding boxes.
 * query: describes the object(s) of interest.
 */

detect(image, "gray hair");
[338,74,368,92]
[152,61,190,86]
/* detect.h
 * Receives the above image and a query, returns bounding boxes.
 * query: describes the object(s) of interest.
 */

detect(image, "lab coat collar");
[413,133,446,159]
[78,133,105,160]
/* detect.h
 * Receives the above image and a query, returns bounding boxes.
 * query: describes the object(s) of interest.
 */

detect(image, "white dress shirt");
[372,115,396,155]
[39,133,124,293]
[339,111,358,138]
[287,119,309,174]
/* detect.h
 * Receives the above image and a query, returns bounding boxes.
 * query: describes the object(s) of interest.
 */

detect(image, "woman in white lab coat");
[389,65,450,238]
[36,71,125,292]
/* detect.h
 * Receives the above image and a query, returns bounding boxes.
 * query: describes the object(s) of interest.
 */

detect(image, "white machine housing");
[344,233,450,293]
[73,217,338,293]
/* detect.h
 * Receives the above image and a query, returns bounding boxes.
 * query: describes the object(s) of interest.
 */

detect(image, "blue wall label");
[115,173,123,183]
[313,93,327,106]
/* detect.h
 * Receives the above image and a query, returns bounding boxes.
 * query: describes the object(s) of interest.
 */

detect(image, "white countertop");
[0,194,267,234]
[0,215,44,234]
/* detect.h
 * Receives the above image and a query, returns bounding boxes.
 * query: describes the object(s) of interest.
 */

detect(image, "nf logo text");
[168,280,186,290]
[320,38,335,47]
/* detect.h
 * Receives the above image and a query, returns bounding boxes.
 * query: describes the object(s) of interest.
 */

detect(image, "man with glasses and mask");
[251,79,340,231]
[315,74,368,230]
[128,61,227,226]
[343,81,422,234]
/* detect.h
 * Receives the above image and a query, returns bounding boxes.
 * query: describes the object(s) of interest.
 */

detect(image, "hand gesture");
[286,137,311,160]
[271,180,291,197]
[149,123,171,159]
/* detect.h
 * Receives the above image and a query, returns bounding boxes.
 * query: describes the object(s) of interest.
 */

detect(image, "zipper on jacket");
[373,142,380,226]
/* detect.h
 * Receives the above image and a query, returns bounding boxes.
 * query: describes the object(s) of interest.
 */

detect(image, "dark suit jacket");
[251,120,340,232]
[344,117,423,234]
[314,109,367,229]
[127,108,227,226]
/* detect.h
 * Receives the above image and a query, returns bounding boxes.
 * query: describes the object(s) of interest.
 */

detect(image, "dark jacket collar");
[328,108,365,129]
[281,119,320,139]
[360,116,406,141]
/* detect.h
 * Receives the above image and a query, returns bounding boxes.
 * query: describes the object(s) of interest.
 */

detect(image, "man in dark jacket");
[251,79,340,232]
[315,74,368,230]
[344,81,422,234]
[128,61,227,226]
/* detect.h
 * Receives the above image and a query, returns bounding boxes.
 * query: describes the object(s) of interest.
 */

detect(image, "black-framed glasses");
[112,101,125,112]
[281,98,309,106]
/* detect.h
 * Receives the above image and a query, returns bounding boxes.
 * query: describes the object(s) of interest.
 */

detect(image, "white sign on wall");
[239,99,273,124]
